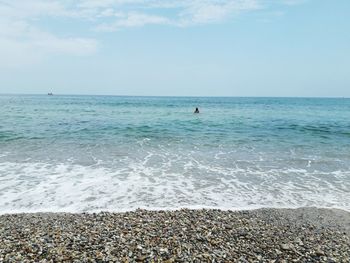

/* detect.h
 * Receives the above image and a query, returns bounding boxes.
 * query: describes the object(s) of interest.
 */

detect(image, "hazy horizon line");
[0,93,349,99]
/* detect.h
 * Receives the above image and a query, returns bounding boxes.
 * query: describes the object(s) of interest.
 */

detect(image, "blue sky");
[0,0,349,97]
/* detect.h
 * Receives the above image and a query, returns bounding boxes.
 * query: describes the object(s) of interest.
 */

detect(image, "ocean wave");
[1,96,350,214]
[0,161,349,214]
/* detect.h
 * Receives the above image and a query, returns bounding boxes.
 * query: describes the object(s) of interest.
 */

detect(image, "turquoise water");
[0,95,350,213]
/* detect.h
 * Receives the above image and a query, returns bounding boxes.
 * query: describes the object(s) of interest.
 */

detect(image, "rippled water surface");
[0,95,350,213]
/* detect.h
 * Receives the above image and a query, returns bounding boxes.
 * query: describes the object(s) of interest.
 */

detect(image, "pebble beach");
[0,208,349,262]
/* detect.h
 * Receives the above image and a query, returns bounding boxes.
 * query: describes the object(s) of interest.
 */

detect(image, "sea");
[0,95,349,214]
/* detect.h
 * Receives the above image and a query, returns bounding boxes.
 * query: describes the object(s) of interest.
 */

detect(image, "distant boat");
[48,92,53,96]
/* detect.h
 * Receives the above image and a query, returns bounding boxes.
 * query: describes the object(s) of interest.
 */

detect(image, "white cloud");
[281,0,307,6]
[0,0,69,19]
[0,0,304,67]
[0,1,304,31]
[178,0,261,26]
[0,1,98,68]
[0,33,97,68]
[89,0,263,31]
[95,12,170,31]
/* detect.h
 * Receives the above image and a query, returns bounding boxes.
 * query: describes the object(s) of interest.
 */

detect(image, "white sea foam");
[0,161,349,214]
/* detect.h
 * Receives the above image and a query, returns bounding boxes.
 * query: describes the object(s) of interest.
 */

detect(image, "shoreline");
[1,205,349,215]
[1,207,349,262]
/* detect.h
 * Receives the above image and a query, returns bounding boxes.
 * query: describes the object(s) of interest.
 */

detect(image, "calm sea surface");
[0,95,350,213]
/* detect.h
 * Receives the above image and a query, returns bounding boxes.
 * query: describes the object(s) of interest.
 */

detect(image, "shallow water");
[0,95,350,213]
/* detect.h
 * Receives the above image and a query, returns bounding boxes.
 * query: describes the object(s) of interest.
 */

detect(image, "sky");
[0,0,349,97]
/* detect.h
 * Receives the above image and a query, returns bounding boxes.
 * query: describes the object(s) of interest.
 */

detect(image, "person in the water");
[194,107,199,113]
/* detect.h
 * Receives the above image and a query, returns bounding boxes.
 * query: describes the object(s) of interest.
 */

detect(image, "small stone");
[159,248,169,254]
[315,248,325,256]
[295,237,303,246]
[275,249,282,255]
[136,255,148,261]
[281,244,292,250]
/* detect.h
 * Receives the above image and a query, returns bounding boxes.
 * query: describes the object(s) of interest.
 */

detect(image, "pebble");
[0,208,349,262]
